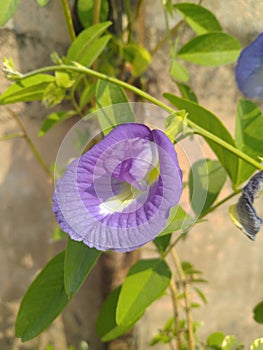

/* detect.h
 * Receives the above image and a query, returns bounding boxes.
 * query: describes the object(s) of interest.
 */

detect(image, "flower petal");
[53,123,182,252]
[235,33,263,99]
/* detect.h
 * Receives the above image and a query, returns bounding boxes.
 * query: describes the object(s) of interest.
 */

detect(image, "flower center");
[97,138,161,215]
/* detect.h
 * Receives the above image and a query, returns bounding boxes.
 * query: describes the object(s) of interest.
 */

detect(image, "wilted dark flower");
[229,171,263,240]
[53,123,182,252]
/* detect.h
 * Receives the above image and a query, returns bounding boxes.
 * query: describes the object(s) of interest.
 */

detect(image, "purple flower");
[53,123,182,252]
[235,33,263,100]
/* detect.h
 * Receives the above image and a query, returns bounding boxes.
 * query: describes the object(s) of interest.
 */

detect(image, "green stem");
[6,108,51,178]
[162,0,173,59]
[200,189,241,219]
[150,19,184,56]
[92,0,102,72]
[0,132,24,141]
[125,0,133,43]
[20,64,263,171]
[192,123,263,171]
[60,0,76,42]
[165,232,188,257]
[93,0,102,24]
[164,189,242,257]
[169,277,182,350]
[135,0,144,21]
[171,248,195,350]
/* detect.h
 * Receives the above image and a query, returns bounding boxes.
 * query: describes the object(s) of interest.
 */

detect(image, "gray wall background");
[1,1,263,349]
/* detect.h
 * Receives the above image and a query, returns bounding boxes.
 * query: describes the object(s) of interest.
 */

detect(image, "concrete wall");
[1,1,263,349]
[0,1,104,349]
[140,1,263,349]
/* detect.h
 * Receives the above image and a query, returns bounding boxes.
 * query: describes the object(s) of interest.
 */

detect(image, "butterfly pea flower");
[53,123,182,252]
[229,171,263,240]
[235,33,263,100]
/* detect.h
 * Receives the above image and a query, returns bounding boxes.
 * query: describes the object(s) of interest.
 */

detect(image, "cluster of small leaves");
[151,329,263,350]
[181,261,208,305]
[164,95,263,189]
[0,22,113,132]
[165,2,241,85]
[149,260,208,349]
[205,334,263,350]
[150,317,202,349]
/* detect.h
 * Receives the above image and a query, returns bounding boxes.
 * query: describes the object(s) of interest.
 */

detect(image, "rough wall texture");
[0,1,104,349]
[1,1,263,349]
[140,1,263,349]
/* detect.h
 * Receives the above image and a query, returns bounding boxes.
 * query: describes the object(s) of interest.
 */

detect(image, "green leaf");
[96,286,137,342]
[173,3,222,35]
[164,93,239,183]
[123,43,151,77]
[67,22,112,66]
[160,205,195,236]
[253,301,263,324]
[189,159,227,216]
[235,99,263,186]
[0,74,55,104]
[193,287,207,304]
[64,238,101,297]
[153,234,171,255]
[163,317,174,331]
[38,110,77,137]
[181,261,202,275]
[52,225,67,241]
[169,59,189,82]
[0,0,19,26]
[222,335,244,350]
[207,332,225,348]
[190,302,201,308]
[177,33,241,66]
[78,34,111,66]
[79,83,96,110]
[164,0,173,16]
[15,251,69,341]
[251,338,263,350]
[96,79,135,134]
[116,259,171,326]
[36,0,50,6]
[176,82,198,102]
[77,0,109,28]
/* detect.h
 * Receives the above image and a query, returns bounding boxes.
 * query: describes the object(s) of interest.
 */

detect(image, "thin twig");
[6,107,51,178]
[135,0,144,21]
[150,19,184,56]
[125,0,133,43]
[93,0,102,24]
[60,0,76,42]
[170,248,195,350]
[165,232,188,257]
[0,132,24,141]
[169,277,182,350]
[200,189,241,218]
[15,64,263,171]
[92,0,102,72]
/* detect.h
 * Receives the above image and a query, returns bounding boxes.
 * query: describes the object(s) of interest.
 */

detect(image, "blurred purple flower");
[235,33,263,100]
[53,123,182,252]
